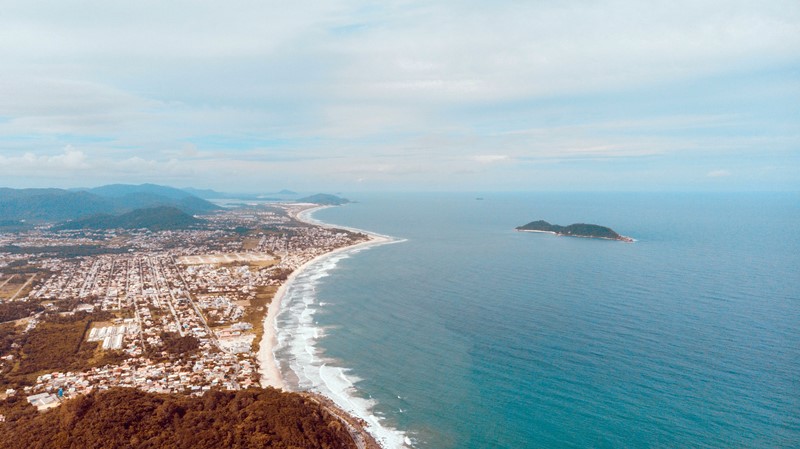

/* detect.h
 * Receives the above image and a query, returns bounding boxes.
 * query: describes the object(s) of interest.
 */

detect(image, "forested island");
[516,220,634,242]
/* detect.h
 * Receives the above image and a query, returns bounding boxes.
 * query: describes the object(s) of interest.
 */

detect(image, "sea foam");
[273,212,411,449]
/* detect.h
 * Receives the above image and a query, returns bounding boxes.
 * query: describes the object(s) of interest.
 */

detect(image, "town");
[0,204,367,413]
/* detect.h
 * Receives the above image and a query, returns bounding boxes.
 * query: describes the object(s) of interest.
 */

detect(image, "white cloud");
[0,146,90,170]
[332,0,800,103]
[0,1,797,190]
[472,155,509,164]
[707,169,732,178]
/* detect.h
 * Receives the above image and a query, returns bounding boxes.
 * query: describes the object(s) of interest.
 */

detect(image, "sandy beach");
[258,205,393,390]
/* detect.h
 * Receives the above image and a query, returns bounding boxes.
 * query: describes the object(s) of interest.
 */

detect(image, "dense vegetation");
[0,322,21,356]
[54,206,203,231]
[158,332,201,357]
[13,314,92,377]
[0,312,116,388]
[0,301,44,323]
[0,388,357,449]
[516,220,629,241]
[0,184,219,223]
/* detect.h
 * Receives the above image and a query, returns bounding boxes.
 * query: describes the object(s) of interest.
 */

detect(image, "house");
[26,392,60,411]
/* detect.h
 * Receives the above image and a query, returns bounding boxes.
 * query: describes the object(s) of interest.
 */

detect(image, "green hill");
[0,387,357,449]
[84,184,221,213]
[516,220,633,242]
[0,189,115,222]
[85,183,193,200]
[55,206,203,231]
[0,184,220,223]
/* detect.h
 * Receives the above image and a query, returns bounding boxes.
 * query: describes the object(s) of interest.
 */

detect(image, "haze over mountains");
[0,183,351,231]
[181,187,298,201]
[0,184,220,223]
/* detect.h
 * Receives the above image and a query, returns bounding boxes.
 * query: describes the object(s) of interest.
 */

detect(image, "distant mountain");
[182,187,264,201]
[54,206,202,231]
[0,184,220,222]
[182,187,226,199]
[85,184,220,213]
[85,183,191,200]
[182,187,299,200]
[516,220,633,242]
[0,188,116,222]
[117,192,220,214]
[296,193,350,205]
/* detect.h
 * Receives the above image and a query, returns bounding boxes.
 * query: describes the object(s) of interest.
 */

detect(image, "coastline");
[257,204,393,390]
[257,203,410,449]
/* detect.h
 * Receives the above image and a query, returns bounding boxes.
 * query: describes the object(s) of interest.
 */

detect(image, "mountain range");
[182,187,298,200]
[0,184,220,223]
[54,206,202,231]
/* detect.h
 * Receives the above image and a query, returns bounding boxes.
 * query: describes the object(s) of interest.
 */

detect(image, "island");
[516,220,634,242]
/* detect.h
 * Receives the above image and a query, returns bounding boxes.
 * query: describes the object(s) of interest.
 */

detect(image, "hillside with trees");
[54,206,203,231]
[0,387,358,449]
[0,184,220,223]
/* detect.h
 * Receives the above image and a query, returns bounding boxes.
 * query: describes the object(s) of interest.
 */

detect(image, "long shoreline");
[257,204,394,390]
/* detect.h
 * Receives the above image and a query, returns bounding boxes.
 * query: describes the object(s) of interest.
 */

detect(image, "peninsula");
[516,220,634,242]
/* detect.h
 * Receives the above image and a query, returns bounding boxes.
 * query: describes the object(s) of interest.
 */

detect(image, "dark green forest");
[0,387,357,449]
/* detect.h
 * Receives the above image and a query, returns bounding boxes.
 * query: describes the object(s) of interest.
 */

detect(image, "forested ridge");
[0,387,357,449]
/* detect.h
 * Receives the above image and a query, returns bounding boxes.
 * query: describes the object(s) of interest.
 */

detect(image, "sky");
[1,0,798,192]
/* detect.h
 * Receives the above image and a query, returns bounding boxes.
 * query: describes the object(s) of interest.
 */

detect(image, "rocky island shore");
[517,220,634,242]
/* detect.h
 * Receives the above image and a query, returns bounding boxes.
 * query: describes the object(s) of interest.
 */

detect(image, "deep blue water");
[276,192,800,448]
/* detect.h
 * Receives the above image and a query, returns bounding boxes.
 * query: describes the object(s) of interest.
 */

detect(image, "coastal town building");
[0,204,368,409]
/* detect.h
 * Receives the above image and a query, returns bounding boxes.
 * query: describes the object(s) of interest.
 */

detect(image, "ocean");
[272,192,800,449]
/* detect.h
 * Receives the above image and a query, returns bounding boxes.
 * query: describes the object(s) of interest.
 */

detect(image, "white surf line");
[296,205,405,244]
[284,204,412,449]
[258,211,398,390]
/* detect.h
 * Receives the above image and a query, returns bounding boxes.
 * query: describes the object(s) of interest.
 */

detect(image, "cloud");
[51,146,91,169]
[332,1,800,103]
[0,1,797,190]
[0,146,90,170]
[707,169,732,178]
[472,155,509,164]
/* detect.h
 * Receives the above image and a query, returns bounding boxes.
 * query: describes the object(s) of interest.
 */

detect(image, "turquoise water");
[275,193,800,448]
